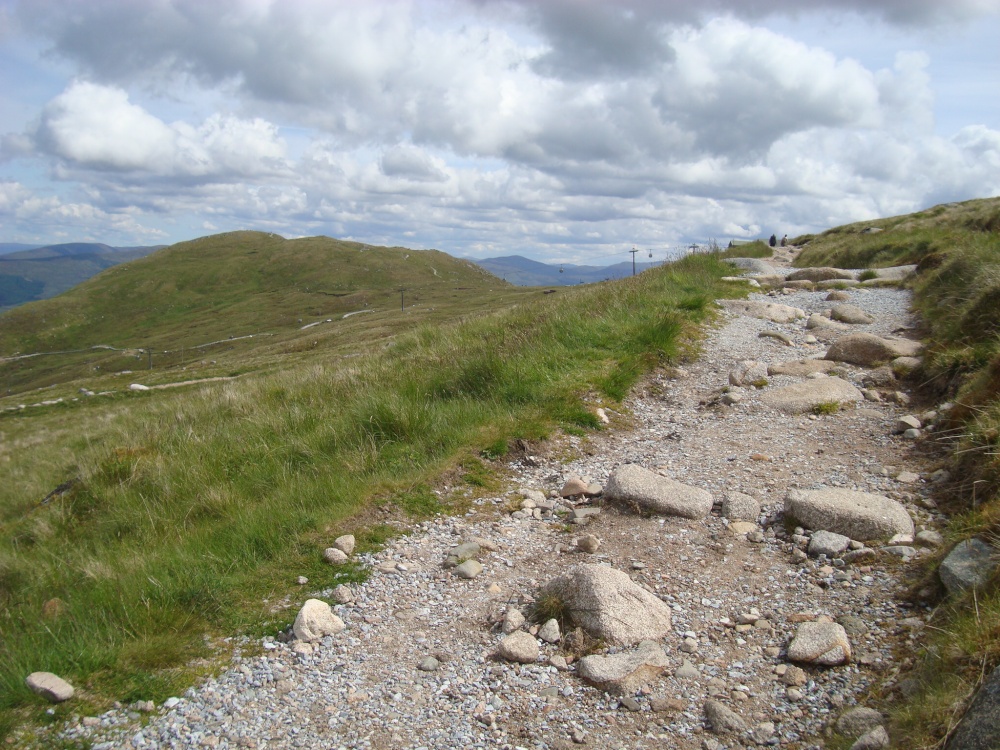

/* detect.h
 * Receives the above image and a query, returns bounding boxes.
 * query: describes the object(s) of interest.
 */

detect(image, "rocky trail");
[49,254,948,750]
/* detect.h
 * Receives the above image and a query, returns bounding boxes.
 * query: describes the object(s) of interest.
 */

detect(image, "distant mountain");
[473,254,672,286]
[0,243,43,256]
[0,242,164,310]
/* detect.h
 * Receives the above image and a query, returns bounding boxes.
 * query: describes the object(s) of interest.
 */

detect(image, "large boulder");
[786,267,855,282]
[825,333,922,367]
[759,377,863,414]
[940,538,999,597]
[292,599,345,642]
[540,564,672,646]
[945,664,1000,750]
[576,640,669,695]
[717,299,805,323]
[605,464,713,519]
[784,488,913,541]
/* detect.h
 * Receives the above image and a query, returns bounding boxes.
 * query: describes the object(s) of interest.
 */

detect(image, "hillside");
[0,232,526,396]
[0,243,162,310]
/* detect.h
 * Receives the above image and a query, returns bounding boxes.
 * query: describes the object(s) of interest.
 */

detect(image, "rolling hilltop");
[0,231,532,396]
[0,242,162,311]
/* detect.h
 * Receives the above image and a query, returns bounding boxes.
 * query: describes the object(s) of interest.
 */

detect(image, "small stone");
[333,584,355,604]
[788,621,851,665]
[782,665,808,686]
[851,726,890,750]
[323,547,348,564]
[25,672,74,703]
[915,530,944,547]
[576,534,601,554]
[538,618,561,644]
[893,415,922,434]
[571,727,587,744]
[786,687,804,701]
[675,660,699,679]
[293,599,345,642]
[809,530,851,557]
[619,696,641,711]
[503,607,526,634]
[561,478,590,497]
[704,700,747,734]
[333,534,355,556]
[680,637,699,654]
[417,656,440,672]
[895,471,920,484]
[444,541,481,568]
[454,559,483,579]
[496,632,539,663]
[295,576,308,585]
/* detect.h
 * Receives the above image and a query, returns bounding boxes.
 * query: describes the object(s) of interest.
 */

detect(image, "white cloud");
[32,81,288,179]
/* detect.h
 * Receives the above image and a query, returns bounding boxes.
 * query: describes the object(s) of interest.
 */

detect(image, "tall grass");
[0,253,736,738]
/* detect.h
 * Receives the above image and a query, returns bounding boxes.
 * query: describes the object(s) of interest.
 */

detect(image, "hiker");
[780,234,787,247]
[769,234,777,247]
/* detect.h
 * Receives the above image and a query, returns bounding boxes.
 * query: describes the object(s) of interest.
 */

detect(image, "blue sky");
[1,0,998,264]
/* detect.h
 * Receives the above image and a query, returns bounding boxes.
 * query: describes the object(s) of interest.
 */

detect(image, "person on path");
[769,234,777,247]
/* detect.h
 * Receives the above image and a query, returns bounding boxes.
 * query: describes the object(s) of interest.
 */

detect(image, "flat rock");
[869,264,916,281]
[444,541,480,568]
[605,464,713,519]
[785,488,914,540]
[806,313,850,331]
[767,359,841,377]
[576,640,669,695]
[718,299,805,323]
[25,672,74,703]
[808,530,852,557]
[786,267,856,282]
[293,599,345,642]
[496,631,539,663]
[945,663,1000,750]
[831,303,874,325]
[759,377,863,414]
[787,621,852,665]
[541,564,673,646]
[940,538,999,596]
[825,333,922,366]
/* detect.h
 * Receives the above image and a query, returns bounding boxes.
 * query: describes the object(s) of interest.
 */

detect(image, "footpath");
[53,252,944,750]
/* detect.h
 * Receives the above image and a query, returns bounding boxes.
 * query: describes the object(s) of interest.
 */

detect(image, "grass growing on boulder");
[0,251,741,739]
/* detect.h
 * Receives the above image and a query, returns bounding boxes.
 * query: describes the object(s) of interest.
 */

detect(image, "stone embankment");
[46,257,956,750]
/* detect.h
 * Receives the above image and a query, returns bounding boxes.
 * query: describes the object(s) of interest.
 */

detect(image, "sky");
[0,0,998,265]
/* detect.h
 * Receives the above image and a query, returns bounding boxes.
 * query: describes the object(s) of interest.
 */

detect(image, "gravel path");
[50,281,939,750]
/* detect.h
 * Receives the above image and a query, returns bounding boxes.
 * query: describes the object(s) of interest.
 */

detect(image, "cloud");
[30,81,288,179]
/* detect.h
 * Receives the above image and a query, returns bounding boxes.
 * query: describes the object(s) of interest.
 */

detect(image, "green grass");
[0,251,741,741]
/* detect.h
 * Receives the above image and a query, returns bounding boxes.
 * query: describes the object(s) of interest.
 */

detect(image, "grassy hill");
[0,232,534,397]
[0,243,162,311]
